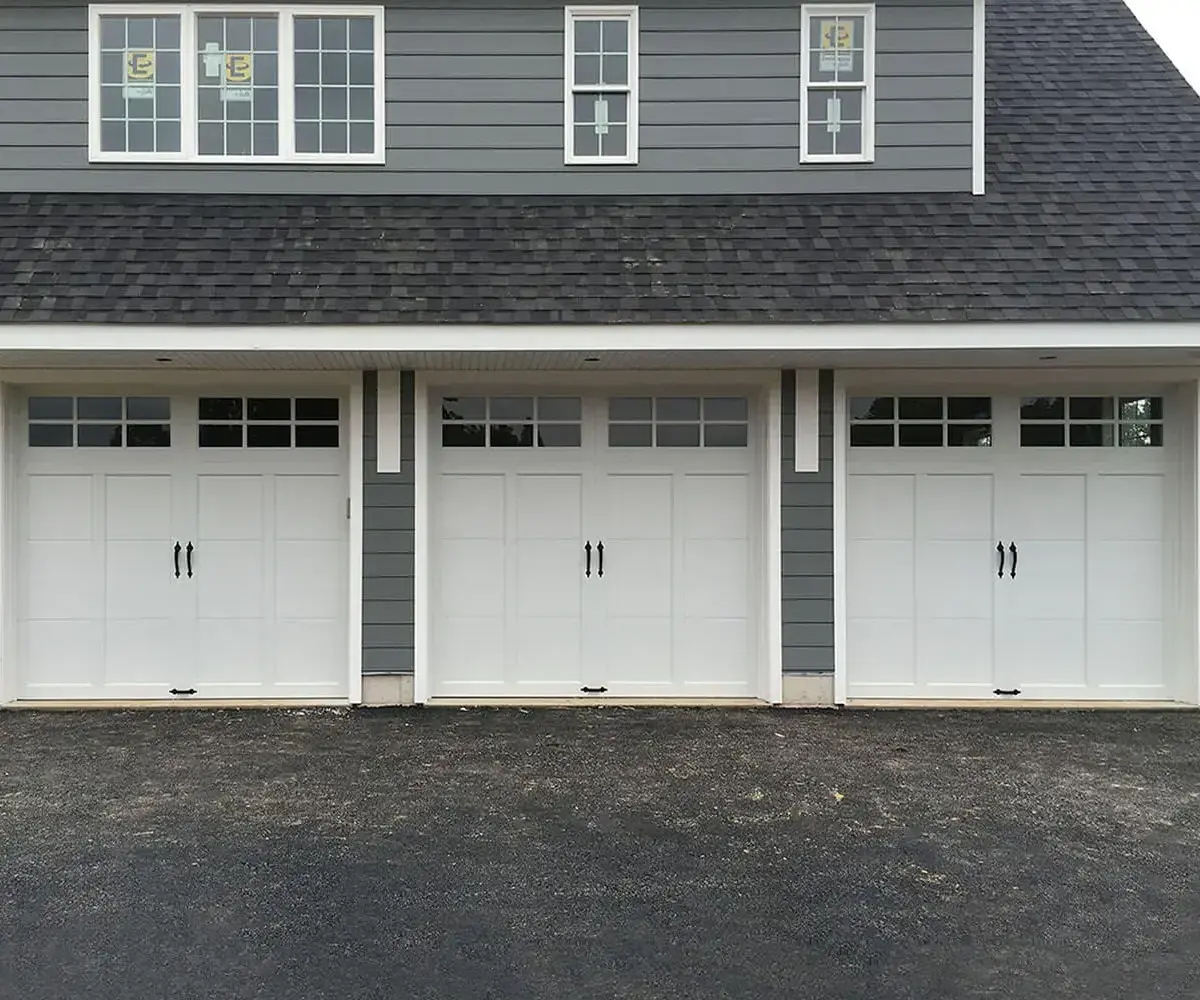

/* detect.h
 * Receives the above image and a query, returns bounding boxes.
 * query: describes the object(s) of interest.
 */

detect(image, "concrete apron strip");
[844,699,1196,711]
[3,700,353,711]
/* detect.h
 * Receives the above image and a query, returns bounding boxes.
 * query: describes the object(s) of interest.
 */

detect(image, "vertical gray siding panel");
[361,371,416,675]
[0,0,973,195]
[780,370,835,674]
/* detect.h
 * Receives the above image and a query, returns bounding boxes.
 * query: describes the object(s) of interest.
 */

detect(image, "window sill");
[87,152,387,166]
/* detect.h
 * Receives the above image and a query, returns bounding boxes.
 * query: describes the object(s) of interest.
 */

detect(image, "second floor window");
[565,6,638,165]
[88,4,385,163]
[800,4,875,162]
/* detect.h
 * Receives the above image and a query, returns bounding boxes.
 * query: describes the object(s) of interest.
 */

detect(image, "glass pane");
[601,19,628,52]
[321,122,348,153]
[29,424,73,447]
[247,424,291,447]
[294,17,320,49]
[536,424,582,448]
[537,397,581,421]
[295,424,340,448]
[321,17,348,49]
[947,397,992,421]
[1120,423,1163,448]
[127,16,155,48]
[29,396,74,420]
[348,16,374,50]
[296,398,339,421]
[1120,397,1163,421]
[573,125,599,158]
[199,424,244,447]
[897,397,942,421]
[490,397,533,421]
[947,424,992,447]
[574,54,600,86]
[1021,397,1065,420]
[489,423,533,447]
[349,53,373,86]
[704,424,749,447]
[849,424,893,447]
[849,397,893,421]
[657,424,701,448]
[574,19,601,51]
[600,125,627,158]
[834,123,863,156]
[100,16,126,49]
[609,397,652,421]
[657,397,700,421]
[609,424,652,447]
[248,398,291,421]
[200,397,242,421]
[296,121,320,152]
[898,424,943,447]
[1021,424,1066,447]
[442,396,485,421]
[1068,397,1113,421]
[442,424,485,447]
[126,396,170,420]
[349,122,374,154]
[126,424,171,447]
[77,423,123,447]
[77,396,122,420]
[1069,424,1113,447]
[601,54,628,86]
[704,397,748,421]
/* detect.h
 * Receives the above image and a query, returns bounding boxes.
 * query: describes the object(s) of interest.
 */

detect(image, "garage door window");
[849,396,992,448]
[608,396,749,448]
[441,396,582,448]
[1020,396,1163,448]
[198,396,339,448]
[28,396,171,448]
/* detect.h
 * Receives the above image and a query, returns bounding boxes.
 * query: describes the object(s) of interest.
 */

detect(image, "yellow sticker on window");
[124,50,155,99]
[818,19,855,72]
[225,52,252,83]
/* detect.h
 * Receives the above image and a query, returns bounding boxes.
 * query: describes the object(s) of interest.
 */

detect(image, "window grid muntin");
[90,4,384,163]
[1019,396,1164,448]
[198,396,341,448]
[800,4,875,163]
[195,13,279,157]
[440,396,583,449]
[848,395,992,448]
[97,13,183,154]
[27,395,172,448]
[607,396,749,448]
[294,15,376,155]
[565,6,639,164]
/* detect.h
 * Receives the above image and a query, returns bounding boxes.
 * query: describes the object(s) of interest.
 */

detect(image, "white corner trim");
[375,371,402,474]
[412,373,431,705]
[972,0,986,195]
[347,373,365,704]
[766,379,784,705]
[831,374,848,705]
[0,381,10,706]
[794,369,821,473]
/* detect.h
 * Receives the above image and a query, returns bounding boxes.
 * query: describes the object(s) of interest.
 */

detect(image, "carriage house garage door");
[429,388,765,700]
[846,391,1174,701]
[14,390,349,701]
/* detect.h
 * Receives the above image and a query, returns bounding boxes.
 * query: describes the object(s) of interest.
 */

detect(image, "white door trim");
[832,375,849,705]
[415,369,781,704]
[1,370,362,707]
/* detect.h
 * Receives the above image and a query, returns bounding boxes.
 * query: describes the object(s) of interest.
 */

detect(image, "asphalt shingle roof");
[1,0,1199,325]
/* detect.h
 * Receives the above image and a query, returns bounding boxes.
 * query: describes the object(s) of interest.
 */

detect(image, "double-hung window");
[800,4,875,162]
[88,4,385,163]
[564,6,638,164]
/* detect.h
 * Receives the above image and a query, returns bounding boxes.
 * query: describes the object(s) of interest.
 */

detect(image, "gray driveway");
[1,708,1198,999]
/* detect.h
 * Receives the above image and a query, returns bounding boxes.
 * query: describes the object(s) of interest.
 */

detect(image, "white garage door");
[16,391,348,700]
[430,392,761,699]
[847,392,1170,701]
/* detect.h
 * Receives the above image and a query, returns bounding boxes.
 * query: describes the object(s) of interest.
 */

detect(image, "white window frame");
[564,5,639,165]
[87,3,386,164]
[799,3,876,164]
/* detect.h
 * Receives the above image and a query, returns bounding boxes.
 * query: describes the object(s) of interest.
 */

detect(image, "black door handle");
[169,688,196,696]
[186,542,194,578]
[597,541,604,578]
[174,542,181,579]
[994,688,1021,697]
[581,686,607,694]
[584,541,592,578]
[996,542,1004,579]
[1009,542,1017,579]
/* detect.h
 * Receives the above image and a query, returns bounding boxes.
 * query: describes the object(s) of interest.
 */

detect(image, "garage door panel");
[1088,541,1163,620]
[917,474,993,540]
[680,474,749,539]
[917,618,992,686]
[604,475,672,539]
[440,539,504,610]
[21,620,103,689]
[605,539,672,617]
[1011,474,1086,540]
[916,541,993,619]
[603,618,673,686]
[106,542,175,619]
[847,619,915,687]
[196,541,264,618]
[1089,621,1164,689]
[1004,619,1087,688]
[1091,475,1164,542]
[105,619,174,684]
[1008,541,1086,620]
[28,475,92,541]
[848,474,913,540]
[516,474,581,539]
[275,475,343,539]
[681,539,749,618]
[517,540,582,618]
[26,542,100,620]
[847,540,912,619]
[514,618,583,685]
[194,618,265,687]
[197,475,264,539]
[275,618,344,687]
[439,474,505,538]
[277,540,343,618]
[676,618,750,688]
[436,618,506,686]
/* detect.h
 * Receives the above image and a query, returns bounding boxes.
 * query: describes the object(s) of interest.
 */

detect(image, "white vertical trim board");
[793,369,821,473]
[374,370,402,474]
[831,374,848,705]
[0,381,10,705]
[347,373,365,704]
[972,0,986,195]
[412,373,431,704]
[766,379,785,704]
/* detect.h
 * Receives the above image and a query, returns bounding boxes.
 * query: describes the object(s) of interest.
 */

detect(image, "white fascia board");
[5,322,1200,353]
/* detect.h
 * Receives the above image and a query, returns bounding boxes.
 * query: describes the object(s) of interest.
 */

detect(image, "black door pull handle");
[581,686,608,694]
[597,541,604,578]
[996,542,1004,578]
[994,688,1021,697]
[1009,542,1017,579]
[174,542,181,579]
[186,542,194,578]
[584,541,592,578]
[169,688,196,696]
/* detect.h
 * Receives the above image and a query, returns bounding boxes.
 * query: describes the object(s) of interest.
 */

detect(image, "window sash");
[799,3,876,163]
[564,5,639,165]
[88,3,385,163]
